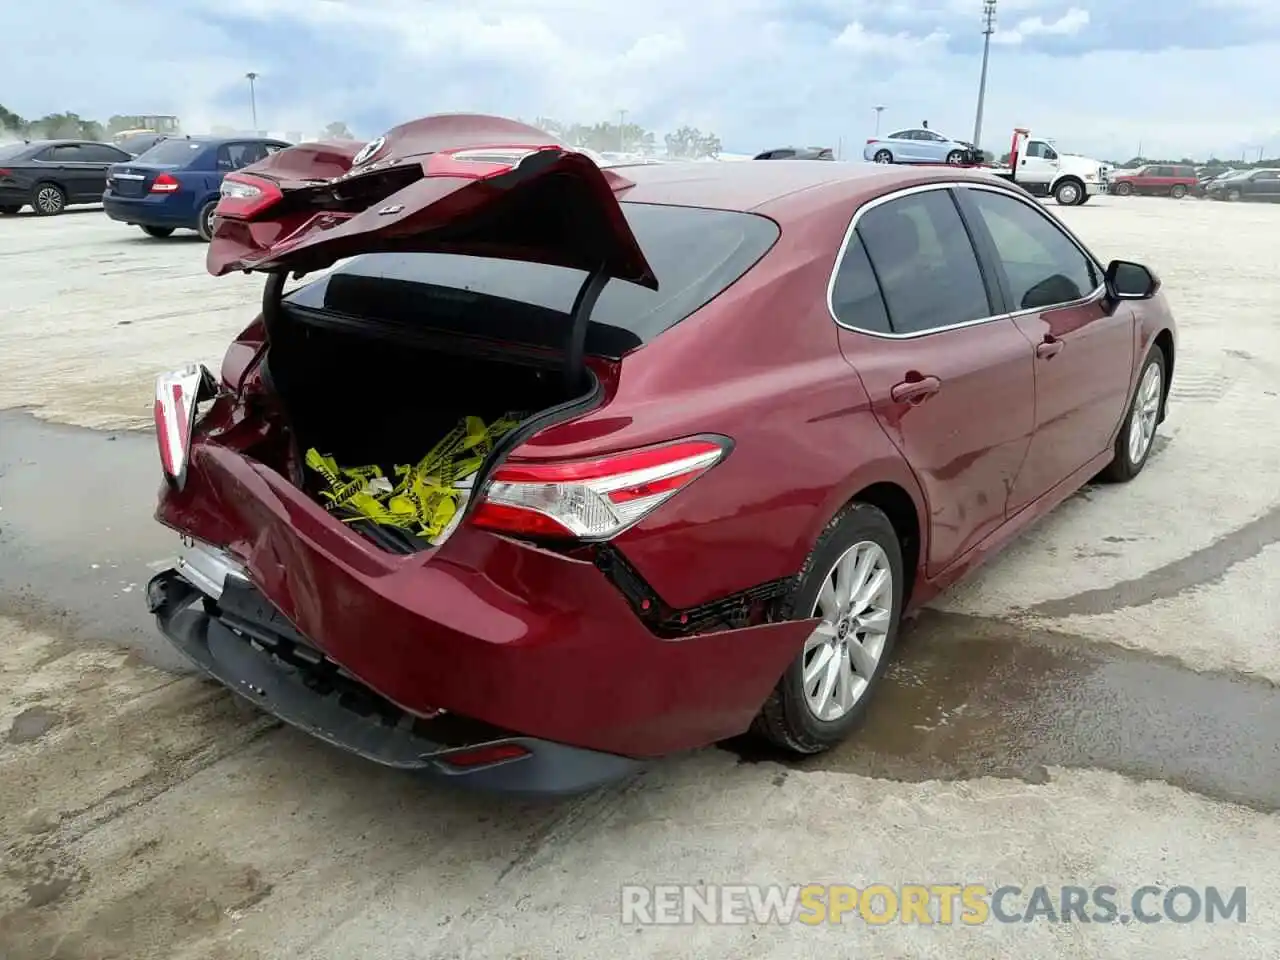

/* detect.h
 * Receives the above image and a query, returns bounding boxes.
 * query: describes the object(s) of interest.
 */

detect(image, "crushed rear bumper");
[147,569,643,797]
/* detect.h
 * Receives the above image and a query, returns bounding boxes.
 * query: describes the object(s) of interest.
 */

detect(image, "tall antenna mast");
[972,0,997,147]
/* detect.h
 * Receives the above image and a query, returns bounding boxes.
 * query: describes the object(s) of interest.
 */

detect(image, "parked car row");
[0,134,292,238]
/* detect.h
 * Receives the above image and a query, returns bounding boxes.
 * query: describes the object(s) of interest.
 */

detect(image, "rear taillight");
[215,172,283,219]
[866,139,878,145]
[0,168,11,178]
[469,436,730,541]
[150,172,179,193]
[154,364,215,490]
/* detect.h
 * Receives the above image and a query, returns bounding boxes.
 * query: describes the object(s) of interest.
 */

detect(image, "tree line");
[1,104,724,160]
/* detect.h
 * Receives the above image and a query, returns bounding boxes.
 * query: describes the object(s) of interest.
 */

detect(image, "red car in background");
[146,115,1177,795]
[1110,163,1199,198]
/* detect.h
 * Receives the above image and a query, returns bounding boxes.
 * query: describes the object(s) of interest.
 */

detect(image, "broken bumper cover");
[147,570,642,796]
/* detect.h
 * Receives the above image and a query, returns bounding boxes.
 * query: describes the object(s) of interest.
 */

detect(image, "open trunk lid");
[206,112,656,289]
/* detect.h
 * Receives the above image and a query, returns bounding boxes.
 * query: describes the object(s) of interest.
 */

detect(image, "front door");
[955,184,1135,512]
[830,185,1035,575]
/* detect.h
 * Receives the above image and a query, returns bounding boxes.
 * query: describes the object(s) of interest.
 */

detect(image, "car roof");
[614,159,999,216]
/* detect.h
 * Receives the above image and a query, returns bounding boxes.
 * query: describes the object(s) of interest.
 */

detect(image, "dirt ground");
[1,196,1279,958]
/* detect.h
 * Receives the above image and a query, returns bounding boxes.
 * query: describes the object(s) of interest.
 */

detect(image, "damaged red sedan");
[147,114,1176,794]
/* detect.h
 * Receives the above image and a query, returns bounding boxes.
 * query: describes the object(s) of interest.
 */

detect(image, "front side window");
[855,189,992,335]
[963,189,1099,311]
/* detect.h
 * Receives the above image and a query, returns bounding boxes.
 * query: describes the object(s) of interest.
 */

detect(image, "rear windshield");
[284,202,780,357]
[117,133,162,155]
[134,139,205,165]
[0,142,30,162]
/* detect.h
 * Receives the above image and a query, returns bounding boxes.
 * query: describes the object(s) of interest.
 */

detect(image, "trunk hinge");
[564,265,609,393]
[261,269,288,342]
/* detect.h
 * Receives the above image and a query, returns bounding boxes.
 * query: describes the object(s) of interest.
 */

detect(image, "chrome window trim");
[826,178,1106,340]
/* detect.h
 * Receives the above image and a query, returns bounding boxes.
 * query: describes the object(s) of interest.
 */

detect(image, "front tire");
[1053,178,1083,206]
[140,225,175,238]
[752,503,904,754]
[32,183,67,216]
[873,149,893,164]
[1113,181,1133,197]
[945,150,966,165]
[1099,346,1166,483]
[1226,188,1241,202]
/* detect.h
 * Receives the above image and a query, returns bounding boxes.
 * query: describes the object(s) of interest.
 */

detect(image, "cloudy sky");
[2,0,1277,162]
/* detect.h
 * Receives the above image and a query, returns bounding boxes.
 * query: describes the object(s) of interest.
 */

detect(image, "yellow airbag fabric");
[305,413,522,541]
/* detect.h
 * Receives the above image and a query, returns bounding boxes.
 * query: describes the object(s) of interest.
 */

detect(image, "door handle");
[1035,336,1064,359]
[890,375,941,404]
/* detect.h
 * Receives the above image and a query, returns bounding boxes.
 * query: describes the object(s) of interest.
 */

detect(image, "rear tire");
[1170,184,1187,199]
[32,183,66,216]
[0,204,20,215]
[196,201,218,242]
[873,149,893,164]
[141,225,175,238]
[751,503,904,754]
[1099,346,1166,483]
[1113,181,1133,197]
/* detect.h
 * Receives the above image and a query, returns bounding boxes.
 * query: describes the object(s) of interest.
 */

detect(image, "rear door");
[831,185,1035,575]
[78,142,131,197]
[956,184,1133,511]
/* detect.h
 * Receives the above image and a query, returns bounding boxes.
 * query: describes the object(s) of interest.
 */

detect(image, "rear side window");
[135,139,205,165]
[855,189,992,335]
[80,144,130,163]
[217,142,272,170]
[286,203,781,356]
[830,234,890,334]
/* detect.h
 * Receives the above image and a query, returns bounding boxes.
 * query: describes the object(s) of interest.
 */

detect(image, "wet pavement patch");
[1023,501,1280,617]
[722,610,1280,812]
[7,706,61,744]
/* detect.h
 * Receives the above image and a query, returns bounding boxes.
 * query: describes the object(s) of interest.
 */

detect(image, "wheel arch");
[808,461,929,611]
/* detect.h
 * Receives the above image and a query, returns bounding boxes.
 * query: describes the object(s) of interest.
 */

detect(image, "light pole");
[246,72,259,133]
[874,105,885,135]
[618,109,627,152]
[972,0,996,148]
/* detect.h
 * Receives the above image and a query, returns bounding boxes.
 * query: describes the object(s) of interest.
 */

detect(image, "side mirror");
[1105,260,1159,301]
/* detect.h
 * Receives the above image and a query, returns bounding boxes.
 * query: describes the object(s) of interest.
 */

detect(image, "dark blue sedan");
[103,135,290,240]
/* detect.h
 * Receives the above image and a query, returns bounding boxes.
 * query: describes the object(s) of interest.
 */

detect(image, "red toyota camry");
[147,114,1176,795]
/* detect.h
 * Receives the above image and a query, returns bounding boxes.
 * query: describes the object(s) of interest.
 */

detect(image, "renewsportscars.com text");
[621,883,1247,926]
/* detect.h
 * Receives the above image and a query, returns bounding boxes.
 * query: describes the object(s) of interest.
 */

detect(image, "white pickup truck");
[988,128,1109,206]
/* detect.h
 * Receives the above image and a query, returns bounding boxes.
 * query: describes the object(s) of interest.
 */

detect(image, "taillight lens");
[150,172,180,193]
[469,436,730,541]
[154,364,214,489]
[0,168,11,178]
[216,173,283,219]
[866,138,878,145]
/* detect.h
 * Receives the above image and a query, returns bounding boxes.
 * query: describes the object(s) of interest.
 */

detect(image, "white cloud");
[993,7,1091,45]
[833,22,950,57]
[0,0,1276,163]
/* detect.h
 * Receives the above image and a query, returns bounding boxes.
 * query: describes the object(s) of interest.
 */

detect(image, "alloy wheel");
[35,186,64,215]
[802,541,893,722]
[1127,361,1162,465]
